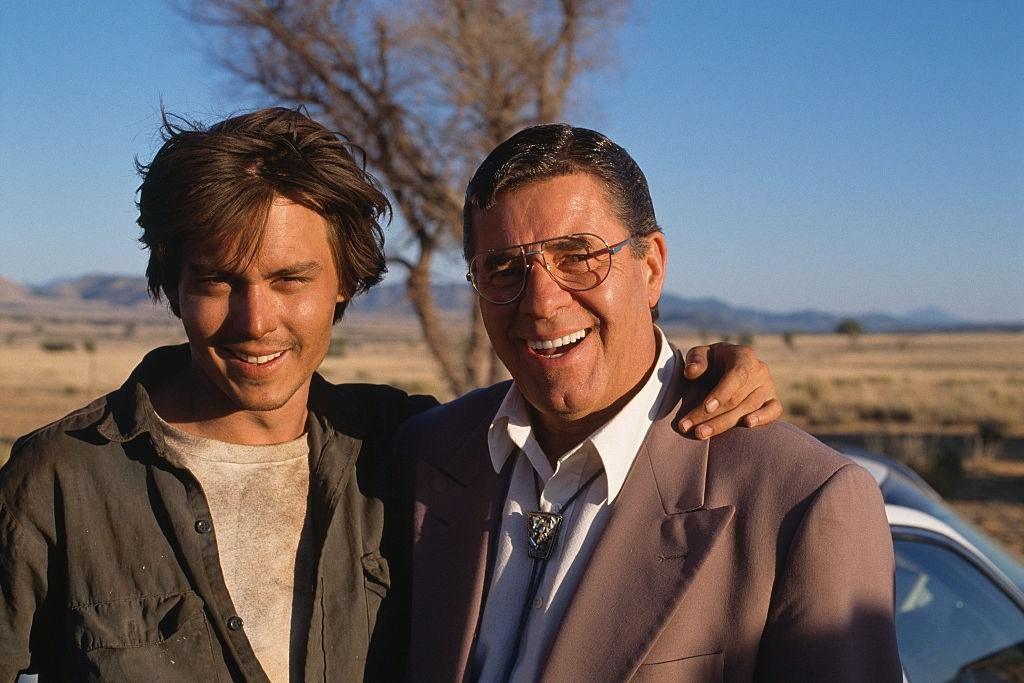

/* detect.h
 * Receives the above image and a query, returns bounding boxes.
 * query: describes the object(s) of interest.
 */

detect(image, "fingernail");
[747,414,759,427]
[681,420,693,432]
[697,425,712,439]
[705,398,719,412]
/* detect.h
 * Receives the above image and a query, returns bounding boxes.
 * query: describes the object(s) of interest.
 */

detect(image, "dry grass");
[2,320,1022,558]
[663,330,1024,439]
[668,329,1024,561]
[949,457,1024,561]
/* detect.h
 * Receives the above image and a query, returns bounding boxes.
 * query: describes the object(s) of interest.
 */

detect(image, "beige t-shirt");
[159,420,313,682]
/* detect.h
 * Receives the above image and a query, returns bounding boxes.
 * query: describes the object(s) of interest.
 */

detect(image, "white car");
[834,444,1024,682]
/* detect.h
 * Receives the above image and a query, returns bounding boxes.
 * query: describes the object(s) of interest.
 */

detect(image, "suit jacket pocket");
[69,591,217,680]
[633,651,723,683]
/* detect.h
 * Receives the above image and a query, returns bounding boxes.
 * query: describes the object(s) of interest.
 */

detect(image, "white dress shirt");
[472,328,677,682]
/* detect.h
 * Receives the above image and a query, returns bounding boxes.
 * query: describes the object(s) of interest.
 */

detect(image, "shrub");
[971,420,1007,461]
[40,341,75,353]
[930,443,964,497]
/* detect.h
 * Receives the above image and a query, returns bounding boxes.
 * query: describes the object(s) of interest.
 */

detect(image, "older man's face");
[471,173,667,441]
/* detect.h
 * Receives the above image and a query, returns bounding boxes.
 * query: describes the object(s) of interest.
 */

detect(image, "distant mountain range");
[1,273,1019,333]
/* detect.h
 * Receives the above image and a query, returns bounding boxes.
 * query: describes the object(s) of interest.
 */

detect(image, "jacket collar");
[96,344,190,444]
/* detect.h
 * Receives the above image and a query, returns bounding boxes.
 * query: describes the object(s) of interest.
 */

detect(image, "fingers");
[693,342,764,411]
[700,355,753,404]
[678,380,772,433]
[676,341,782,439]
[682,345,710,379]
[679,384,781,439]
[741,398,783,428]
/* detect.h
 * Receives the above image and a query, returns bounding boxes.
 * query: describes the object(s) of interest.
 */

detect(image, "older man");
[0,109,779,681]
[403,124,902,681]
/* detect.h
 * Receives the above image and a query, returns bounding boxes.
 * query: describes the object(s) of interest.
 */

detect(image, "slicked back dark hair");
[462,123,661,261]
[136,106,390,322]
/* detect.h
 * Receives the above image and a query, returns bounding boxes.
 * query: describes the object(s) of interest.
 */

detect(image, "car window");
[883,474,1024,594]
[893,536,1024,682]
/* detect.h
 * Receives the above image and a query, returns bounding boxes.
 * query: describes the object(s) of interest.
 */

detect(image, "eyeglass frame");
[465,232,636,305]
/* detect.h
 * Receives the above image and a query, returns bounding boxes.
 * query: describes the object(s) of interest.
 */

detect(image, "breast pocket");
[69,591,218,681]
[633,651,724,683]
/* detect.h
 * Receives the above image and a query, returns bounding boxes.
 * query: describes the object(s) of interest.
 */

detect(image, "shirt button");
[227,615,244,631]
[533,597,543,609]
[195,519,213,534]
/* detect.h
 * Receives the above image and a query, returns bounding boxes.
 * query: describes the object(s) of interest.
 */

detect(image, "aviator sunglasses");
[466,232,633,305]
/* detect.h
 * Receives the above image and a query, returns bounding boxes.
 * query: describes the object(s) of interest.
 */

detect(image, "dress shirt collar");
[487,326,676,504]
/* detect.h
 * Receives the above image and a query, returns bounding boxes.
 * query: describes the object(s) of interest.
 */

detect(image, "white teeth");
[237,351,284,365]
[528,329,587,351]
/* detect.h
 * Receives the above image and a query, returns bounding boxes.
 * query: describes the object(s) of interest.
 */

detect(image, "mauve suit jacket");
[397,366,902,682]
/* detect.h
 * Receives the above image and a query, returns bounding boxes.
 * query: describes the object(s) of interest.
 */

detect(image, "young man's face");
[471,173,667,443]
[173,198,344,426]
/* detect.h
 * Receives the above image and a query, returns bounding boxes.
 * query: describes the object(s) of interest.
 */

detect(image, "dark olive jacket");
[0,344,436,681]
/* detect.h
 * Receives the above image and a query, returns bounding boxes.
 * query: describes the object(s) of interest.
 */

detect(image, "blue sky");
[1,1,1021,322]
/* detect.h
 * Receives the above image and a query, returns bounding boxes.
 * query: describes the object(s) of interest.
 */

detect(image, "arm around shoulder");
[755,463,902,682]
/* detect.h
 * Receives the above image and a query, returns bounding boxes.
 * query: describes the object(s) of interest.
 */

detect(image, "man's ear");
[643,232,668,309]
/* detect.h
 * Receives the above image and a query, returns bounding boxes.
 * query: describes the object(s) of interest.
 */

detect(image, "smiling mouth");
[526,328,588,357]
[230,350,285,365]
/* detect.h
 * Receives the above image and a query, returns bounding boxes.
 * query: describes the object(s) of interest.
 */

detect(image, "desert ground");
[1,316,1022,559]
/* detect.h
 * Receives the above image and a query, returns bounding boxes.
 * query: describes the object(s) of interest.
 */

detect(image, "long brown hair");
[136,107,390,322]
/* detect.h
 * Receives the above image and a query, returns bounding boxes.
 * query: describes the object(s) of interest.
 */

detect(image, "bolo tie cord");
[500,466,605,681]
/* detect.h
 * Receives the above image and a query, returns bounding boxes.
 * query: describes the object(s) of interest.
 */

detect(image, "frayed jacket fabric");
[0,344,436,681]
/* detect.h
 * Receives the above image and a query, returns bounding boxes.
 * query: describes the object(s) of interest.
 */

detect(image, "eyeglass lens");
[470,233,614,303]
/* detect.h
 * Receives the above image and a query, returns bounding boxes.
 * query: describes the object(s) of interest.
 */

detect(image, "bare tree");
[187,0,627,396]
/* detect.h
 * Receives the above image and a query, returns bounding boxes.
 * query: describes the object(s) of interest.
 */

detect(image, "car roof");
[885,503,1024,607]
[883,501,1000,575]
[885,503,978,550]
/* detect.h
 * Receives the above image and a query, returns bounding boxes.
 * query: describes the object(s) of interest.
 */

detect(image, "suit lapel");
[411,402,510,682]
[539,388,735,681]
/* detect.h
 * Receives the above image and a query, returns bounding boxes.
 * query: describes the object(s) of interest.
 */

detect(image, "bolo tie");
[501,465,606,681]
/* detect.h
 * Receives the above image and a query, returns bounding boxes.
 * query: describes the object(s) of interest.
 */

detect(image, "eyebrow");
[184,260,325,278]
[268,261,323,278]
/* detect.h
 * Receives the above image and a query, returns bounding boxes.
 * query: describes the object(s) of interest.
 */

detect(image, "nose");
[229,284,277,339]
[516,253,571,318]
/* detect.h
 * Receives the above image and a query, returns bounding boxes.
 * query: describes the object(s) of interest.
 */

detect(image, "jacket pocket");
[69,591,218,680]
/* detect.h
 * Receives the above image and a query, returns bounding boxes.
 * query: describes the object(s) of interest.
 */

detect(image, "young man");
[0,109,780,681]
[404,124,901,681]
